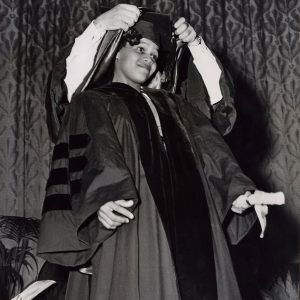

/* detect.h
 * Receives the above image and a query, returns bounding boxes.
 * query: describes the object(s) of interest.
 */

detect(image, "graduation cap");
[95,7,175,53]
[134,8,174,53]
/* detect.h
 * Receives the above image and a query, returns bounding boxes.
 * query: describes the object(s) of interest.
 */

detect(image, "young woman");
[38,4,283,300]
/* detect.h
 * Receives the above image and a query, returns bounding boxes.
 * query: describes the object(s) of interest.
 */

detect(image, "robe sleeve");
[45,47,71,144]
[211,66,237,136]
[38,91,139,267]
[177,100,257,245]
[180,52,236,136]
[73,93,139,242]
[198,123,257,244]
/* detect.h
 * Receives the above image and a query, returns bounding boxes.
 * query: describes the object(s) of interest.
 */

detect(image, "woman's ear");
[147,71,162,89]
[115,50,121,61]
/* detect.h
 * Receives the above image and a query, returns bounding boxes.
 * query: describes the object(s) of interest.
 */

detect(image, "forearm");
[187,39,237,135]
[188,38,222,105]
[64,21,106,101]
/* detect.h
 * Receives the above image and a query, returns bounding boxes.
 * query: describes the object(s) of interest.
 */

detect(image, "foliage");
[0,216,39,299]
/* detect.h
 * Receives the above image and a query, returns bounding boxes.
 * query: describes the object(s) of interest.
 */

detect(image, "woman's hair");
[119,28,143,47]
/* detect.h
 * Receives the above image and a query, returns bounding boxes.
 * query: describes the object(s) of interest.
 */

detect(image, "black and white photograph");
[0,1,299,299]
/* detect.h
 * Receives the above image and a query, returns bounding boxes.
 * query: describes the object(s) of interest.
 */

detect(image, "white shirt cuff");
[64,21,106,101]
[188,41,223,105]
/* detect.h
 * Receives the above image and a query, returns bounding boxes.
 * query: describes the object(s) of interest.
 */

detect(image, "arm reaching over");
[65,4,141,101]
[64,21,106,101]
[175,18,236,135]
[188,37,222,105]
[49,10,233,142]
[174,17,222,105]
[47,4,140,142]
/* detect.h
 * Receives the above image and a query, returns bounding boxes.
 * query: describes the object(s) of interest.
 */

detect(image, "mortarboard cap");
[134,8,174,53]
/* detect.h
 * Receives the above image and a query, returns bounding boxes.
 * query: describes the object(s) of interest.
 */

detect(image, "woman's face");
[114,38,159,87]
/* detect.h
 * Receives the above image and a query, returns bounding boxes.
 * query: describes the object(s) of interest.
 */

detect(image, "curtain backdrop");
[0,0,299,297]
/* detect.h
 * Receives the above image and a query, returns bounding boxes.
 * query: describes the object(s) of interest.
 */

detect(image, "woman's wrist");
[188,34,203,46]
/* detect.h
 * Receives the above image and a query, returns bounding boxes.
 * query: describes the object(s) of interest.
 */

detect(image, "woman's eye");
[137,47,144,53]
[151,54,158,61]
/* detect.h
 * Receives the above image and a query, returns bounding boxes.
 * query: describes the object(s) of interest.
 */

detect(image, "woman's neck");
[112,75,141,92]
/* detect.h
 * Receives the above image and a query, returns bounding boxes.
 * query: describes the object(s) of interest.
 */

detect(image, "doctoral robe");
[38,82,256,300]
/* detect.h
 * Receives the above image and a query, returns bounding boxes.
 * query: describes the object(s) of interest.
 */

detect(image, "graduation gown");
[38,82,256,300]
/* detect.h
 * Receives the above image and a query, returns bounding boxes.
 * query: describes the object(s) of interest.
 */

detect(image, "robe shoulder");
[39,86,139,267]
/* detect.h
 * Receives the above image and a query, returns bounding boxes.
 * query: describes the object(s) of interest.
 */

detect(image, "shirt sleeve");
[64,21,106,101]
[188,40,223,105]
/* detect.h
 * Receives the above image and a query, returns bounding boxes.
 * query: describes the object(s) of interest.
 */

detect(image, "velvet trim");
[112,83,217,299]
[70,134,90,149]
[47,168,68,187]
[69,156,88,172]
[52,143,69,160]
[70,179,82,195]
[44,136,89,214]
[43,194,71,213]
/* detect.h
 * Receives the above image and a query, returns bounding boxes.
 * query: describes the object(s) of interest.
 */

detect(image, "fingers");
[102,202,132,222]
[99,208,127,225]
[179,29,196,43]
[174,17,186,29]
[174,17,196,44]
[231,192,253,214]
[147,71,162,89]
[112,200,134,219]
[98,213,118,229]
[115,199,134,208]
[174,17,189,34]
[95,4,140,31]
[116,5,140,24]
[120,14,137,28]
[231,205,243,214]
[98,200,135,229]
[117,4,141,15]
[115,21,130,32]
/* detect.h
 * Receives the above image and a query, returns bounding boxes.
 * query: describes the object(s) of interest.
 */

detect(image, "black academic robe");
[38,83,256,300]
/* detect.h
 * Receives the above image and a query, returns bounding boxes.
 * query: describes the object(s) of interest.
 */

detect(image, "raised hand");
[94,4,141,32]
[174,17,197,47]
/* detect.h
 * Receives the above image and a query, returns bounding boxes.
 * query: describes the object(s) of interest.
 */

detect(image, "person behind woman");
[38,4,283,300]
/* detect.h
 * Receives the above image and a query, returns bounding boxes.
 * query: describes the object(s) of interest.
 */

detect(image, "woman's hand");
[231,191,253,214]
[174,17,197,47]
[94,4,141,32]
[97,199,135,229]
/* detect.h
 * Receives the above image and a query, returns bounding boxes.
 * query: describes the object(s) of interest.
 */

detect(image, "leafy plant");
[0,216,39,299]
